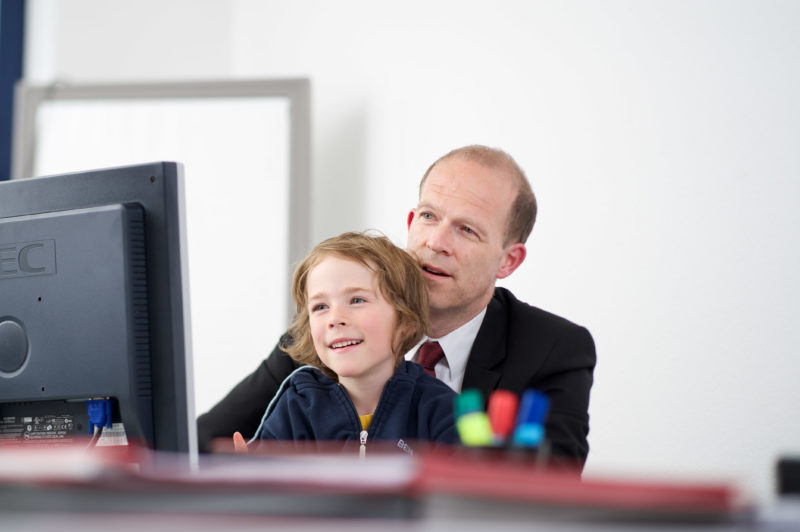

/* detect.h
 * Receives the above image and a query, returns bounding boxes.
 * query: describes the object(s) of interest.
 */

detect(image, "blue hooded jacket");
[256,361,457,451]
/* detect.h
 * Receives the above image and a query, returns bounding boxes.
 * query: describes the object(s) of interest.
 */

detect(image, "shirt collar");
[405,307,487,392]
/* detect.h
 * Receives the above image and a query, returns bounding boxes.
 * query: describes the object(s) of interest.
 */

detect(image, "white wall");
[25,0,800,506]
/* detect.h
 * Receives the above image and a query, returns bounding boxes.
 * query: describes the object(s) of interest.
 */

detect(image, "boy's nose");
[328,308,347,328]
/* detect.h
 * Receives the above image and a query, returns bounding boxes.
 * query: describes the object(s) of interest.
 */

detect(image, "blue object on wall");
[0,0,25,181]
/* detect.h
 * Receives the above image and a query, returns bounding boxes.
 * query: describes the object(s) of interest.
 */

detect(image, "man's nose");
[426,223,452,255]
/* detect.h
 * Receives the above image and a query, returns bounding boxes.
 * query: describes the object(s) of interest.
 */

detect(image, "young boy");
[253,232,457,453]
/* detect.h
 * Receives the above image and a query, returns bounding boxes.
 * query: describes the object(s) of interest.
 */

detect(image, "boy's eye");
[311,303,328,312]
[351,296,366,304]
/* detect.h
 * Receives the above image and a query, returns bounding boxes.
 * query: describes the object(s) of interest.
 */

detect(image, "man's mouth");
[330,339,363,349]
[422,264,451,277]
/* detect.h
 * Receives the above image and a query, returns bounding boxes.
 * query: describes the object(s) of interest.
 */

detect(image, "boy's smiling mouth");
[330,339,363,349]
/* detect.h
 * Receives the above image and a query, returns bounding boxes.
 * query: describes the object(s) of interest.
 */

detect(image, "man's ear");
[496,243,527,280]
[407,209,416,229]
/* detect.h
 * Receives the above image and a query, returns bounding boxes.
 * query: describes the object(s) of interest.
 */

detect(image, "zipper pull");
[359,430,368,459]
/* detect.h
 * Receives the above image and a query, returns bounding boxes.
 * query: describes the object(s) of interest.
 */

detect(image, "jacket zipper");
[338,383,372,459]
[359,430,368,459]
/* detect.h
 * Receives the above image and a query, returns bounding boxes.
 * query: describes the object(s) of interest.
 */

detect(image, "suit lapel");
[461,290,507,399]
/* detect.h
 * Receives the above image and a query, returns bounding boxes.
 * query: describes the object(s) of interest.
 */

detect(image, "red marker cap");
[487,389,519,442]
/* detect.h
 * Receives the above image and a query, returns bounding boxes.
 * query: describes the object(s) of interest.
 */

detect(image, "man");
[197,145,596,467]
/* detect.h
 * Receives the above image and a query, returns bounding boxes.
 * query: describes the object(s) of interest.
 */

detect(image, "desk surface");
[0,444,789,530]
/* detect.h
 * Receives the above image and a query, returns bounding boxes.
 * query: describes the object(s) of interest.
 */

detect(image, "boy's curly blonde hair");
[281,231,429,379]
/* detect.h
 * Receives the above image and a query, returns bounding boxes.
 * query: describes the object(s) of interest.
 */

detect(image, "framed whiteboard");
[12,79,310,415]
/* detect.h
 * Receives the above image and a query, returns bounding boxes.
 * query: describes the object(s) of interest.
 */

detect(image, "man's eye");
[462,226,475,235]
[421,212,434,220]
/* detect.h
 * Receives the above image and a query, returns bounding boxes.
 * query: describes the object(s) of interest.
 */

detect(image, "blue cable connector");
[86,399,113,435]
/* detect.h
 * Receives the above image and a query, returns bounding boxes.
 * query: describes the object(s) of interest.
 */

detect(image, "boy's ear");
[393,320,415,358]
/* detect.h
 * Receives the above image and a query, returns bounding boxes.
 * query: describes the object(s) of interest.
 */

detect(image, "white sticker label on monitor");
[96,423,129,447]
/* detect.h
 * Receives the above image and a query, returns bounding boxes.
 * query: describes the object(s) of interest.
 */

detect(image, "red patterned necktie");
[417,341,445,377]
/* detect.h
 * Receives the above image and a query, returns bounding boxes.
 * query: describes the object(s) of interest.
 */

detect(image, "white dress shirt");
[405,307,487,392]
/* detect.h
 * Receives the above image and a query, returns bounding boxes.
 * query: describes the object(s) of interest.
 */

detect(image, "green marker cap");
[455,389,484,419]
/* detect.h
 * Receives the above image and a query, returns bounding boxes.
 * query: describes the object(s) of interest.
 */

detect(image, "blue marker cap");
[512,390,550,447]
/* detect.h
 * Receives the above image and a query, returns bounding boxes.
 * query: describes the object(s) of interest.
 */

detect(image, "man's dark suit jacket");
[197,287,596,466]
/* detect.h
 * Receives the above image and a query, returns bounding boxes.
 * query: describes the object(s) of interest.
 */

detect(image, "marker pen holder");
[454,388,552,468]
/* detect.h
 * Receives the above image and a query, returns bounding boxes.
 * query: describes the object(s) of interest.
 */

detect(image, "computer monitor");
[0,162,195,456]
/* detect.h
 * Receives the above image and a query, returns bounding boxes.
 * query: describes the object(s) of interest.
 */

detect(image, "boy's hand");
[233,431,248,453]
